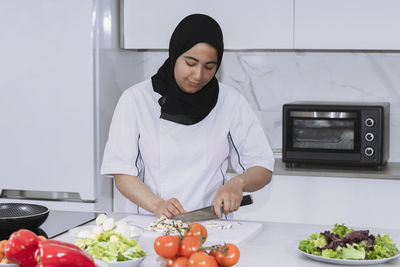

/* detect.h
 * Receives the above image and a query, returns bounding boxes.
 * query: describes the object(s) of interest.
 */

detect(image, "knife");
[172,195,253,222]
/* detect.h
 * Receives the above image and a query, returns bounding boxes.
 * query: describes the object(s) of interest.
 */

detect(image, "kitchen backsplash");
[124,51,400,162]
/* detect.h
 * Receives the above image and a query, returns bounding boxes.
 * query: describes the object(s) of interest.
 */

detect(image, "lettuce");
[76,230,146,262]
[321,249,339,258]
[332,223,353,238]
[298,233,326,256]
[299,224,399,261]
[341,244,365,260]
[367,233,399,259]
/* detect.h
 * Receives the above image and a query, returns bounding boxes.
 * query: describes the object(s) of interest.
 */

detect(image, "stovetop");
[1,210,100,239]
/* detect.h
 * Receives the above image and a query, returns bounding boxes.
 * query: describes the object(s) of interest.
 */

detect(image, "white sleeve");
[229,95,274,174]
[100,91,140,176]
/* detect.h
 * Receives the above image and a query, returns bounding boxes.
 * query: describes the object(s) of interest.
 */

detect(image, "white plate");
[0,264,17,267]
[68,224,144,239]
[298,249,400,265]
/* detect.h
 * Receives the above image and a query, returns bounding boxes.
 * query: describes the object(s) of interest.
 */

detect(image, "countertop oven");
[282,102,390,168]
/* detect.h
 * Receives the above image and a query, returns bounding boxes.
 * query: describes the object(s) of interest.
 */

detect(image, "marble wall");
[128,51,400,162]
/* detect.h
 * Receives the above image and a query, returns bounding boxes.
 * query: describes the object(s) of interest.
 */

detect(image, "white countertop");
[56,213,400,266]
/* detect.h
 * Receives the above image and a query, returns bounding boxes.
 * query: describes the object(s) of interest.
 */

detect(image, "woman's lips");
[188,81,201,87]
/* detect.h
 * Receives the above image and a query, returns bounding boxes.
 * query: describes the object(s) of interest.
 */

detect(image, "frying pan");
[0,203,49,234]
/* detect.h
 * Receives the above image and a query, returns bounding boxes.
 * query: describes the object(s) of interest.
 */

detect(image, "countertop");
[273,159,400,180]
[56,213,400,266]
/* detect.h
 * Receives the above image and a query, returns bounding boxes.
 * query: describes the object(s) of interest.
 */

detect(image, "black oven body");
[282,102,390,167]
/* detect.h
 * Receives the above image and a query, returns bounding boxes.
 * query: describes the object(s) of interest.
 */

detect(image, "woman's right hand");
[155,198,186,218]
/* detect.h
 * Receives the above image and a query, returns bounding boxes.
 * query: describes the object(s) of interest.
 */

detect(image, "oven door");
[283,110,361,163]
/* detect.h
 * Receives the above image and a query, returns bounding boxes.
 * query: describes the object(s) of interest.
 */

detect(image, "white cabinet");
[0,0,96,201]
[121,0,294,49]
[295,0,400,50]
[234,174,400,229]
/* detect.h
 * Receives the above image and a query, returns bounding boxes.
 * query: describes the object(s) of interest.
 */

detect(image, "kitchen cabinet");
[0,0,140,211]
[295,0,400,50]
[234,173,400,230]
[0,0,96,202]
[121,0,294,49]
[122,0,400,50]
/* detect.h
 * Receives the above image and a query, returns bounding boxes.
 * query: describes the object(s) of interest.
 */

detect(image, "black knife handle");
[240,195,253,206]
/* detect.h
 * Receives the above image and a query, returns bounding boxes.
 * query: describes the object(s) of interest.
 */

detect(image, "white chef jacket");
[101,79,274,215]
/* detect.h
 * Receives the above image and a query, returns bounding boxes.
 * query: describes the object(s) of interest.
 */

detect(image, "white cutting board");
[121,215,262,245]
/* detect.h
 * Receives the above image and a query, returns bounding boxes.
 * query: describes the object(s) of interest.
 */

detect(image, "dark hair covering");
[151,14,224,125]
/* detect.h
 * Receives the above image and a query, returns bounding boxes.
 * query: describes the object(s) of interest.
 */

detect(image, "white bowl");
[94,256,145,267]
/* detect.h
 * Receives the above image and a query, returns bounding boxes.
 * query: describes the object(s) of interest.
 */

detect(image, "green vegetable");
[299,224,399,261]
[341,244,365,260]
[321,249,339,258]
[332,223,353,238]
[367,233,399,260]
[76,230,146,262]
[298,233,326,256]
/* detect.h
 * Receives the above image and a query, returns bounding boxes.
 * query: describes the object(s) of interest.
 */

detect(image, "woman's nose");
[193,66,203,81]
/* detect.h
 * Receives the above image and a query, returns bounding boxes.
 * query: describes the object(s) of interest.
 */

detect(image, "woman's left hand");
[213,176,244,218]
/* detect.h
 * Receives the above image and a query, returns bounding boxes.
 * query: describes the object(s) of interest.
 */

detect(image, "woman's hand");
[155,198,186,219]
[213,176,244,218]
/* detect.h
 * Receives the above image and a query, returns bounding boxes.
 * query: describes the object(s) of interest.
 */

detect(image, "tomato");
[166,257,178,267]
[154,235,180,259]
[209,255,219,267]
[172,257,189,267]
[188,251,212,267]
[185,222,208,244]
[179,237,201,258]
[215,243,240,267]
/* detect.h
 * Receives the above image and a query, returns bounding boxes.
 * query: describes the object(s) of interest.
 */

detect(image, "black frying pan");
[0,203,49,234]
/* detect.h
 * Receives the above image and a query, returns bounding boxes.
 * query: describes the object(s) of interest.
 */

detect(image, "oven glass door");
[288,111,360,152]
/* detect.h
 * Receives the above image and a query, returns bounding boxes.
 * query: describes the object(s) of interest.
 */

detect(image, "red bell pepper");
[4,229,41,267]
[35,239,96,267]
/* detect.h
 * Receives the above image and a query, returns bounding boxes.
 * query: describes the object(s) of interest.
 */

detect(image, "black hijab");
[151,14,224,125]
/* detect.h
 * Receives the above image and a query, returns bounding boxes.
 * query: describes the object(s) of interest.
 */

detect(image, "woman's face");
[174,43,218,94]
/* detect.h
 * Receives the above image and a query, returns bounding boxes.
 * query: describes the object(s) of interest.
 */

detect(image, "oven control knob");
[365,147,374,157]
[365,118,374,127]
[365,133,374,142]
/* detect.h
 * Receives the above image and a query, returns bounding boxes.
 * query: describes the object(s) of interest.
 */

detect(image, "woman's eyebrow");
[183,56,217,65]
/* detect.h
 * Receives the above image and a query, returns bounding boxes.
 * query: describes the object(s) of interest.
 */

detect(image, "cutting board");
[121,215,262,245]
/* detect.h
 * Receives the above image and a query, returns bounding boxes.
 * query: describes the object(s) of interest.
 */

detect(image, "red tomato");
[188,251,212,267]
[166,257,178,267]
[185,222,208,244]
[172,257,189,267]
[154,235,180,259]
[215,243,240,267]
[209,255,219,267]
[179,237,201,258]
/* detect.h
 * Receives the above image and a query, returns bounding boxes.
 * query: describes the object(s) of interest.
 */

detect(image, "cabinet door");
[295,0,400,50]
[0,0,96,200]
[121,0,293,49]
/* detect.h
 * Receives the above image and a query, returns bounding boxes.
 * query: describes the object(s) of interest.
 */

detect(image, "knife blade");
[172,195,253,222]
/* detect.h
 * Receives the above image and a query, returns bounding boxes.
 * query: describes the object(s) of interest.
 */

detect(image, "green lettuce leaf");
[341,244,365,260]
[332,223,354,238]
[298,233,326,256]
[367,233,399,259]
[76,230,146,262]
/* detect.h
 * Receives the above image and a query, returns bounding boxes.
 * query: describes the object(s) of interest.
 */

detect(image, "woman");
[101,14,274,219]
